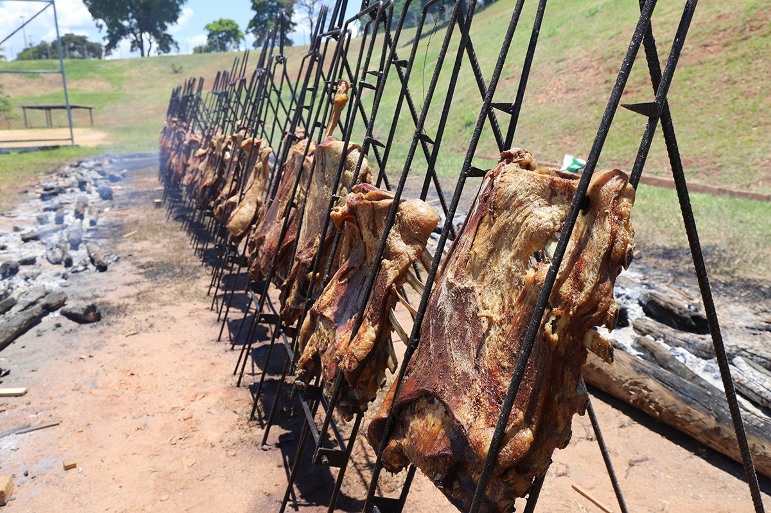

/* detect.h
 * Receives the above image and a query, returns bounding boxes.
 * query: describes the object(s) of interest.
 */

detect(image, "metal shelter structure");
[0,0,75,148]
[158,0,767,512]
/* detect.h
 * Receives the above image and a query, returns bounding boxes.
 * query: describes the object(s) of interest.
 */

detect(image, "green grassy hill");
[0,0,768,279]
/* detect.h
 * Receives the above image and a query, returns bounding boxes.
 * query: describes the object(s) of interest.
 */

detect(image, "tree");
[392,0,426,29]
[17,42,50,60]
[0,84,13,128]
[17,34,102,60]
[295,0,322,42]
[83,0,186,57]
[192,44,212,54]
[204,18,244,52]
[59,33,103,59]
[16,34,103,60]
[247,0,297,48]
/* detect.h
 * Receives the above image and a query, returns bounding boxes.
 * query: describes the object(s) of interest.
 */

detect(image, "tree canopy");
[16,34,103,60]
[247,0,297,48]
[0,84,12,128]
[83,0,186,57]
[204,18,244,52]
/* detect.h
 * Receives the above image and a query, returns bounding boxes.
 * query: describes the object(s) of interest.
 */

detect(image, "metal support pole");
[51,0,75,146]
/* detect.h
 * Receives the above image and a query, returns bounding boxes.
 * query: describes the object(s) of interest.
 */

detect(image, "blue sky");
[0,0,356,60]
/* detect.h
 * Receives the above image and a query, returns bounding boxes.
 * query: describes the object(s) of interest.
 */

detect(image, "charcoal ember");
[0,296,16,315]
[68,225,83,251]
[86,242,109,272]
[97,186,113,201]
[1,261,20,278]
[40,187,64,201]
[21,230,39,242]
[61,303,101,324]
[47,246,64,265]
[74,196,89,220]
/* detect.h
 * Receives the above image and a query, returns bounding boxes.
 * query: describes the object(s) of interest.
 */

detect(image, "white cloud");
[55,0,98,33]
[0,0,98,58]
[185,33,207,53]
[104,38,138,60]
[169,7,194,35]
[243,32,255,50]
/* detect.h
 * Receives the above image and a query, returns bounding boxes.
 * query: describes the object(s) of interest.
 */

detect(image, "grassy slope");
[0,0,768,279]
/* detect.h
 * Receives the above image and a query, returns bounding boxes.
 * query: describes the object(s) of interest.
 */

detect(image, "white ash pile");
[0,157,120,350]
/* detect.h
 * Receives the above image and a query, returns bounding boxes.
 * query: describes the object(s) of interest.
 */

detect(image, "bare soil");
[0,158,769,513]
[0,128,109,148]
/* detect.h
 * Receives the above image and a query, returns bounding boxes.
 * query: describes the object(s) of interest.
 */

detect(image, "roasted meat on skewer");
[367,148,635,513]
[295,183,439,421]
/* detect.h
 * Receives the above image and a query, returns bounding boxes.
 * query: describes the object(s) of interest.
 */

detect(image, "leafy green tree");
[192,44,212,54]
[204,18,244,52]
[83,0,186,57]
[392,0,423,28]
[16,41,50,60]
[0,84,13,128]
[247,0,296,48]
[16,34,103,60]
[295,0,321,42]
[59,33,103,59]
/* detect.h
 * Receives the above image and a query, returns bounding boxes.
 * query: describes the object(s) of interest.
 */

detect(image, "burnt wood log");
[0,297,16,316]
[0,261,19,279]
[74,197,88,220]
[10,286,48,313]
[68,224,83,251]
[731,357,771,410]
[635,335,708,386]
[732,343,771,375]
[634,317,771,373]
[634,317,716,359]
[97,186,113,201]
[59,243,73,268]
[639,289,709,334]
[21,225,64,243]
[0,290,67,351]
[583,350,771,478]
[61,303,101,324]
[86,243,108,272]
[46,246,63,265]
[40,187,64,201]
[20,231,39,242]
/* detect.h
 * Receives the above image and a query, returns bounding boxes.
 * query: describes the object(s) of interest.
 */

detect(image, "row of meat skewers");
[159,80,637,513]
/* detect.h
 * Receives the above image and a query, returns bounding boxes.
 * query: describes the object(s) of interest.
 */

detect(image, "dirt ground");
[0,159,769,513]
[0,128,108,149]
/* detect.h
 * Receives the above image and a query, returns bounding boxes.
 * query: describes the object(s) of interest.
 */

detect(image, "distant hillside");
[0,0,768,194]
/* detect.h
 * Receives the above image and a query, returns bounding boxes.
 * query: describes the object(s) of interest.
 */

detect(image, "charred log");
[639,289,708,334]
[583,349,771,479]
[0,290,67,351]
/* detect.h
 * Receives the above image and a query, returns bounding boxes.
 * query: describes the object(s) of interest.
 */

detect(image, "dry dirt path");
[0,158,769,512]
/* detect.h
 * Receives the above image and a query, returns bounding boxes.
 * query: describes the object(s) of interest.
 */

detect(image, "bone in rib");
[280,82,373,324]
[214,136,265,222]
[247,81,351,285]
[295,183,440,421]
[367,149,635,513]
[225,141,273,241]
